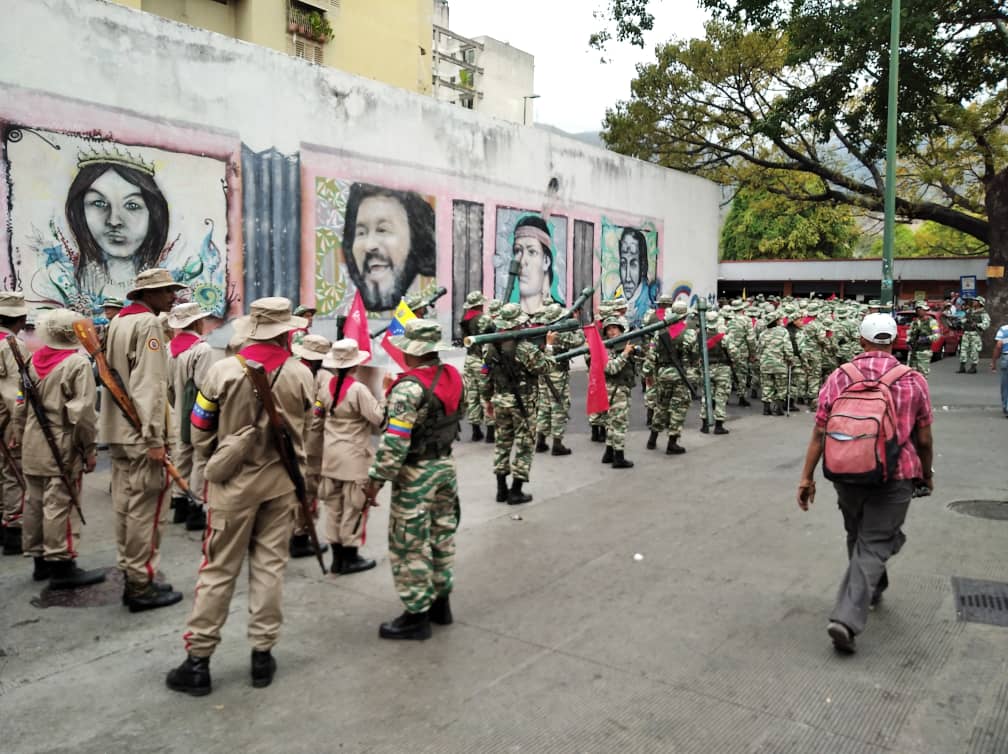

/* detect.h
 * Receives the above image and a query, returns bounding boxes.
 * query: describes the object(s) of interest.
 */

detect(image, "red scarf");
[391,363,462,413]
[706,332,726,349]
[33,346,76,380]
[169,331,200,358]
[118,302,153,317]
[462,309,482,322]
[328,374,357,406]
[666,320,687,339]
[239,342,289,373]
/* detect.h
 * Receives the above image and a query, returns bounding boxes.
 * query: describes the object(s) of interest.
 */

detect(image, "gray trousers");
[830,479,913,635]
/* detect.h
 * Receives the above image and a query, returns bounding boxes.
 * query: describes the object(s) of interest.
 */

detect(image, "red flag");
[584,322,610,414]
[342,290,372,363]
[381,330,408,370]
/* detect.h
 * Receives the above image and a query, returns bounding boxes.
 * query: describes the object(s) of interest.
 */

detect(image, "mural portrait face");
[82,168,152,260]
[493,208,567,316]
[511,215,555,315]
[619,227,648,301]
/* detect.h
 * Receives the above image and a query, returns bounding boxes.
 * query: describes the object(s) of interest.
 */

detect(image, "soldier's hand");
[623,343,636,357]
[382,373,396,392]
[545,331,557,346]
[84,453,97,473]
[363,480,382,506]
[147,445,166,462]
[797,478,816,511]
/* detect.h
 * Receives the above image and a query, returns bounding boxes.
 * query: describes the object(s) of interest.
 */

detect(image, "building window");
[288,37,324,65]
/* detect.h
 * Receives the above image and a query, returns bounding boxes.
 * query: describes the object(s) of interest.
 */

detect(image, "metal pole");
[697,299,714,426]
[880,0,901,311]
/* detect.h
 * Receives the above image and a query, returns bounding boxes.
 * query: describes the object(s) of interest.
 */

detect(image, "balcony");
[288,2,332,44]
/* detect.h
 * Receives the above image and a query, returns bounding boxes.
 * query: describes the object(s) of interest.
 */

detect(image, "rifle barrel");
[463,318,580,348]
[560,286,596,322]
[553,317,678,362]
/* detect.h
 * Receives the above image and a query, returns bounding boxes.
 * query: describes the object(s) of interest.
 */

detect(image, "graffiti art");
[600,218,661,326]
[493,208,567,315]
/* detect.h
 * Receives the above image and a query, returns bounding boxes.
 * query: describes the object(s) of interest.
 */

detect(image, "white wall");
[473,36,536,125]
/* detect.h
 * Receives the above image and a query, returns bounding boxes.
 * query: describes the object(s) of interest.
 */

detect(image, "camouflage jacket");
[481,339,551,407]
[758,325,795,375]
[908,317,938,351]
[726,315,757,361]
[644,326,697,383]
[964,311,991,333]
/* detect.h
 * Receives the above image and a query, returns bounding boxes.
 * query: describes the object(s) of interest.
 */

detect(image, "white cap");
[860,312,898,345]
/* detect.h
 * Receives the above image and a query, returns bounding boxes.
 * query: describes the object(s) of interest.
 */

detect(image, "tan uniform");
[293,365,328,537]
[14,353,96,560]
[101,305,171,589]
[0,329,24,529]
[184,350,314,657]
[168,337,213,501]
[308,378,384,547]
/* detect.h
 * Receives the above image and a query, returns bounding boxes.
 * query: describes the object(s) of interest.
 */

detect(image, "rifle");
[72,319,203,510]
[369,286,448,339]
[553,316,678,362]
[560,285,597,323]
[238,358,327,576]
[463,318,580,348]
[7,337,87,525]
[656,329,699,401]
[485,344,529,421]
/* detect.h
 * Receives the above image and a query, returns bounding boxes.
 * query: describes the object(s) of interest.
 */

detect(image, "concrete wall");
[474,36,536,125]
[0,0,718,348]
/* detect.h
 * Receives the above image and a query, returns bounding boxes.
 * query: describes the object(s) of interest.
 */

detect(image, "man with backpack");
[796,312,934,654]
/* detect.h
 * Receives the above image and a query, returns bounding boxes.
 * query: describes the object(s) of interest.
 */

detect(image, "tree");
[597,1,1008,343]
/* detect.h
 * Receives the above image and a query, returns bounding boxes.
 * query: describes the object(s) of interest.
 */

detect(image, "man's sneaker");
[827,621,856,654]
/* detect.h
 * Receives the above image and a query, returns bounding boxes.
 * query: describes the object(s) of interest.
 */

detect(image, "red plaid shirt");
[816,351,933,480]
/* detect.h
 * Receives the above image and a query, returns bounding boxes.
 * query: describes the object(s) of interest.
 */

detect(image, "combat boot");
[185,504,207,532]
[738,395,751,407]
[379,610,432,640]
[666,435,686,455]
[166,654,212,696]
[171,496,189,524]
[471,423,484,442]
[762,402,772,416]
[329,543,343,574]
[646,408,654,427]
[126,581,183,613]
[599,426,607,442]
[429,594,453,625]
[508,479,532,505]
[3,527,22,555]
[289,534,317,558]
[646,430,659,450]
[590,425,601,443]
[772,402,785,417]
[787,399,799,412]
[339,546,376,575]
[250,649,276,688]
[957,363,966,373]
[535,433,549,453]
[611,450,634,469]
[33,556,52,581]
[551,438,572,456]
[485,426,495,443]
[121,580,175,606]
[714,421,730,435]
[496,474,509,503]
[700,420,710,434]
[48,559,107,590]
[601,445,614,464]
[751,387,760,399]
[968,364,977,374]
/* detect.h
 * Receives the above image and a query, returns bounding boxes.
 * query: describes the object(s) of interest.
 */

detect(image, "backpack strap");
[838,362,865,383]
[878,363,912,387]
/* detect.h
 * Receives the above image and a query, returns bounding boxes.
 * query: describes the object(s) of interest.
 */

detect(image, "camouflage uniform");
[534,304,584,451]
[725,302,756,402]
[645,304,695,453]
[601,317,637,458]
[782,309,805,405]
[695,312,733,426]
[758,313,794,413]
[959,298,990,371]
[907,303,938,377]
[459,292,492,438]
[588,302,615,438]
[797,311,826,408]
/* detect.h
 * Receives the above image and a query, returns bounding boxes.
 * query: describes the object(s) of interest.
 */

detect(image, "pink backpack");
[822,362,911,485]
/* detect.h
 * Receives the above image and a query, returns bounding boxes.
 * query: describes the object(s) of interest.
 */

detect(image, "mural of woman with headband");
[510,215,562,315]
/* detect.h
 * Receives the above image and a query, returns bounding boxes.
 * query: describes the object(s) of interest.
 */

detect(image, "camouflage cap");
[765,309,784,323]
[729,298,746,310]
[464,291,486,310]
[293,304,317,317]
[655,293,677,307]
[602,315,628,331]
[705,309,720,324]
[642,309,659,326]
[387,318,452,355]
[914,299,929,310]
[975,296,986,307]
[867,299,882,307]
[404,292,428,311]
[534,302,565,324]
[494,302,529,330]
[102,296,125,310]
[606,296,629,311]
[487,299,503,315]
[670,300,688,316]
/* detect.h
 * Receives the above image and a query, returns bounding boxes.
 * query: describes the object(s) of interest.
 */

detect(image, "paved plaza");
[2,357,1007,753]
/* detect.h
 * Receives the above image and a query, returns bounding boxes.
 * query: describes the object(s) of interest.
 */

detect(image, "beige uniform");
[101,305,171,588]
[293,365,328,537]
[184,351,314,657]
[0,329,24,529]
[13,353,96,560]
[308,378,384,548]
[168,337,213,501]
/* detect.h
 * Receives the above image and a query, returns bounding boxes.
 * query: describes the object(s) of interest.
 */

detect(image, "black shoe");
[185,505,207,532]
[666,436,686,455]
[870,570,889,608]
[429,594,453,626]
[121,580,175,605]
[957,364,966,373]
[251,649,276,688]
[471,424,484,442]
[508,479,532,505]
[379,610,431,640]
[787,400,800,412]
[551,439,572,456]
[601,445,614,464]
[611,450,634,469]
[700,421,710,434]
[751,388,760,399]
[3,526,22,555]
[762,402,772,416]
[166,654,212,696]
[126,582,184,613]
[339,546,376,575]
[289,534,314,558]
[646,430,658,450]
[485,426,495,444]
[329,543,344,574]
[738,395,751,407]
[171,496,189,524]
[968,364,977,374]
[714,421,729,435]
[33,556,52,581]
[827,621,856,654]
[48,559,107,590]
[535,433,549,453]
[496,474,509,503]
[772,402,785,417]
[599,426,607,442]
[590,425,601,443]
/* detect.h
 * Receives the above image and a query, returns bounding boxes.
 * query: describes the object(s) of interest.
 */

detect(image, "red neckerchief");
[239,342,289,373]
[463,309,482,322]
[391,363,463,413]
[666,320,687,339]
[329,374,357,405]
[801,315,816,326]
[32,346,75,380]
[169,331,200,358]
[118,302,153,317]
[706,332,726,349]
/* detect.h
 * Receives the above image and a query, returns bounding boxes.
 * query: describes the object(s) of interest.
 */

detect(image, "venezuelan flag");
[381,299,417,370]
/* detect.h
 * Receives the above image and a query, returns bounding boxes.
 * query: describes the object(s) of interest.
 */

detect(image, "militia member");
[0,292,27,555]
[958,296,990,373]
[644,302,694,454]
[782,306,805,411]
[725,299,756,407]
[758,309,795,416]
[166,302,214,531]
[907,301,938,377]
[363,320,462,641]
[404,292,430,319]
[600,316,637,468]
[12,309,104,588]
[534,303,584,456]
[167,297,315,695]
[459,291,492,441]
[103,269,185,611]
[588,301,616,442]
[696,309,732,434]
[308,339,385,575]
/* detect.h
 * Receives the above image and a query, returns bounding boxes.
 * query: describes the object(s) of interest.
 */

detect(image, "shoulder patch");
[147,337,161,352]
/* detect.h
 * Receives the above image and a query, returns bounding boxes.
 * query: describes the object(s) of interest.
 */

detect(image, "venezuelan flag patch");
[15,388,24,406]
[387,417,412,438]
[190,392,218,431]
[313,399,324,418]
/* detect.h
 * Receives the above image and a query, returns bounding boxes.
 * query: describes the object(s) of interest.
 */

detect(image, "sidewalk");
[1,357,1006,753]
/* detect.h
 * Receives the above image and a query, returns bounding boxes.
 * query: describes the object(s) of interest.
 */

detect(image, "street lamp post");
[523,94,540,126]
[880,0,901,311]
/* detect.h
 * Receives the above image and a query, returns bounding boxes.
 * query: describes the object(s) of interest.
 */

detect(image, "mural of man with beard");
[341,183,436,312]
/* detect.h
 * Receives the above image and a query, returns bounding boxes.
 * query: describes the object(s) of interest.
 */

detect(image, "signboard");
[987,265,1005,279]
[961,275,977,296]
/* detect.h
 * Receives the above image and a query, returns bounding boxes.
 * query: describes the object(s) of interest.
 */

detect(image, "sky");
[447,0,710,134]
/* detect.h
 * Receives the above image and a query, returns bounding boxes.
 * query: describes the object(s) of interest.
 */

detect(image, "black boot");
[772,402,785,417]
[646,430,659,450]
[508,479,532,505]
[646,408,654,427]
[48,559,107,590]
[590,425,601,443]
[471,423,484,442]
[714,420,730,435]
[762,401,772,416]
[33,556,52,581]
[289,534,314,558]
[166,654,212,696]
[185,504,207,532]
[612,449,634,469]
[751,387,759,399]
[121,580,175,606]
[379,610,432,640]
[601,445,614,464]
[251,649,276,688]
[666,435,686,455]
[496,474,509,503]
[788,399,800,412]
[126,581,184,613]
[535,433,549,453]
[171,496,189,524]
[329,543,343,574]
[339,546,376,575]
[485,426,495,443]
[429,594,453,625]
[968,364,977,374]
[3,527,22,555]
[738,395,751,407]
[700,420,710,434]
[957,363,966,373]
[599,426,607,442]
[551,438,572,456]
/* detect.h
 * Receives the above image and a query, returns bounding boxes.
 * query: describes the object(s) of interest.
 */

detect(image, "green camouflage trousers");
[731,360,750,396]
[801,353,822,403]
[700,363,732,422]
[589,411,608,427]
[787,363,806,401]
[961,332,983,365]
[651,378,691,435]
[761,371,788,403]
[909,349,932,376]
[492,397,536,481]
[388,458,459,614]
[463,355,491,427]
[604,385,631,450]
[536,370,571,439]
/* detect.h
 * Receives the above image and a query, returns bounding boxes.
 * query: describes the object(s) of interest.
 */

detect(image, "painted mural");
[493,208,568,315]
[314,178,437,316]
[600,218,660,326]
[3,127,231,316]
